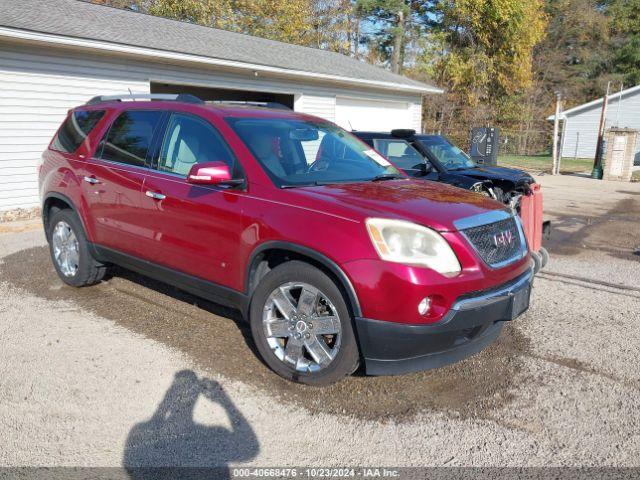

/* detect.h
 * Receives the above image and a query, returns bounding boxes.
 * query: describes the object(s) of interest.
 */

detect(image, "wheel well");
[42,196,72,232]
[247,248,359,318]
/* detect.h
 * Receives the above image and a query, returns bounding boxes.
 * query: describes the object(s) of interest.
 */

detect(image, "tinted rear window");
[51,110,105,153]
[99,110,163,167]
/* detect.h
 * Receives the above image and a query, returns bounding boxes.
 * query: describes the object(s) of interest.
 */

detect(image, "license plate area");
[510,285,531,320]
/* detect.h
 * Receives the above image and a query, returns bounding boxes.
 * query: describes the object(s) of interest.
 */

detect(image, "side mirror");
[412,162,433,176]
[187,162,242,186]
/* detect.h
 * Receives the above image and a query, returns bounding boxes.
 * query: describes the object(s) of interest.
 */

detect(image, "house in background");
[549,84,640,162]
[0,0,441,212]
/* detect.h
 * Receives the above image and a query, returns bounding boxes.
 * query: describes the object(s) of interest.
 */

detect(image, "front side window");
[100,110,163,167]
[226,118,401,187]
[158,113,235,177]
[372,139,425,171]
[51,110,105,153]
[419,136,475,170]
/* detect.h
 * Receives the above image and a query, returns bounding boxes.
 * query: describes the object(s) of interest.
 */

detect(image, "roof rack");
[207,100,292,111]
[85,93,204,105]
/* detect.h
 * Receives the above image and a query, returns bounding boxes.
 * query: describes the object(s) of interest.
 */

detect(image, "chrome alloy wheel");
[51,221,80,277]
[262,282,342,373]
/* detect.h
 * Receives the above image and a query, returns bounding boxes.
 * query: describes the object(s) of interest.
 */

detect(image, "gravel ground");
[0,174,638,469]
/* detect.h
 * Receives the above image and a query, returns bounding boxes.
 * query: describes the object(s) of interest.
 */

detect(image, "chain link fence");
[424,128,552,158]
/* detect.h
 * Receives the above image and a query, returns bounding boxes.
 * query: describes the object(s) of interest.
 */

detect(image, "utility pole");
[592,81,611,179]
[615,83,624,127]
[551,91,562,175]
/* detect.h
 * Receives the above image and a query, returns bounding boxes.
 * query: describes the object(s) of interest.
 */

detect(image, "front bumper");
[355,269,533,375]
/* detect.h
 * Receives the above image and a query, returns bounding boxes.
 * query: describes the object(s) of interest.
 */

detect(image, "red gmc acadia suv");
[39,94,533,385]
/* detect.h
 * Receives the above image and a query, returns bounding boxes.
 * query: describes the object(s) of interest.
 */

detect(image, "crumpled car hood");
[452,166,535,185]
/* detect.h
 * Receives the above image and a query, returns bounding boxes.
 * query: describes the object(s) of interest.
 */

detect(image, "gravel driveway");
[0,175,638,470]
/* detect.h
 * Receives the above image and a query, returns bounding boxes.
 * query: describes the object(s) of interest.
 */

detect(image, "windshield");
[226,118,402,187]
[419,136,476,170]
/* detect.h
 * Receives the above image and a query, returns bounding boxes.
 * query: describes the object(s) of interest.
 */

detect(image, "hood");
[284,179,508,232]
[437,172,487,189]
[453,166,535,185]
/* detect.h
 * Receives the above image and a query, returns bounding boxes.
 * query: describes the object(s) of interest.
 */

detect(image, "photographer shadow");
[123,370,259,480]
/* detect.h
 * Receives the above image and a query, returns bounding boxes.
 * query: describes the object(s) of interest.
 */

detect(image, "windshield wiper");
[281,176,403,188]
[280,181,342,189]
[280,183,318,189]
[370,173,404,182]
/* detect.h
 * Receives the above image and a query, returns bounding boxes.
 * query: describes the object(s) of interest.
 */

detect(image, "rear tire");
[47,209,106,287]
[249,261,360,386]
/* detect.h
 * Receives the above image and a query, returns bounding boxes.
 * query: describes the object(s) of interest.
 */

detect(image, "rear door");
[82,109,164,258]
[140,111,246,290]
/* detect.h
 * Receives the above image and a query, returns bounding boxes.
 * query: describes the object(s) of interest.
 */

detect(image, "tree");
[145,0,316,45]
[147,0,233,28]
[613,35,640,85]
[416,0,546,146]
[534,0,611,106]
[356,0,430,73]
[606,0,640,87]
[233,0,315,46]
[433,0,547,102]
[313,0,363,56]
[606,0,640,36]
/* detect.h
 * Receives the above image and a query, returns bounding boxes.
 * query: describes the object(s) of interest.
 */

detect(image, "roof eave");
[551,84,640,119]
[0,26,443,95]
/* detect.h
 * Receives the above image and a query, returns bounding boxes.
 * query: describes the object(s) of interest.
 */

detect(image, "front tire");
[531,249,542,274]
[249,261,360,386]
[538,246,549,269]
[48,209,106,287]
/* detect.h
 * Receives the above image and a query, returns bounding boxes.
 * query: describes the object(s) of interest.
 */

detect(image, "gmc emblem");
[493,229,515,248]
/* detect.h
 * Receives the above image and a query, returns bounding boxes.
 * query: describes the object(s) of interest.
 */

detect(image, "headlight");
[366,218,461,275]
[471,182,492,197]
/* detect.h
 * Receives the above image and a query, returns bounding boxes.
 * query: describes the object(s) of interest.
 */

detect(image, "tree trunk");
[353,12,361,59]
[390,9,405,74]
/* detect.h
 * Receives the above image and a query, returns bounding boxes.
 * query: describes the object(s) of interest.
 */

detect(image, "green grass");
[632,169,640,182]
[498,154,594,174]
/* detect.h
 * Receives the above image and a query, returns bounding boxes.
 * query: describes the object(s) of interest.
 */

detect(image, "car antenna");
[347,120,355,132]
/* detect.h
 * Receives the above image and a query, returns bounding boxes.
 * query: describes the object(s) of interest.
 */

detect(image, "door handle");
[83,176,99,185]
[145,190,166,201]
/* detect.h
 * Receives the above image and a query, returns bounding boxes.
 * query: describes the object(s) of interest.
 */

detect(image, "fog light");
[418,297,431,316]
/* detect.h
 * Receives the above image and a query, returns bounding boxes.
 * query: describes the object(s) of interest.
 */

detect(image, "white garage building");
[0,0,440,212]
[551,84,640,161]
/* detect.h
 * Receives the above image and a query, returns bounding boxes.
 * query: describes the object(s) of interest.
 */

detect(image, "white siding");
[294,94,337,162]
[0,41,424,211]
[409,101,423,134]
[294,94,423,160]
[294,94,336,122]
[0,45,150,211]
[334,97,421,132]
[561,90,640,160]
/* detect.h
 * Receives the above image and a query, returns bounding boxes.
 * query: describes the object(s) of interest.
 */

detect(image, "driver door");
[140,111,246,290]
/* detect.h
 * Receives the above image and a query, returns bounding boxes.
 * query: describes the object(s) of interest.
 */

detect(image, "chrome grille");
[461,217,523,267]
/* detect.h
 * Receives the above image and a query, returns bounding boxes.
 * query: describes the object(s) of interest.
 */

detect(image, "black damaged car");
[353,129,536,211]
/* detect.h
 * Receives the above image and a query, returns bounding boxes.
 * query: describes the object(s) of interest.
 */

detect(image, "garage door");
[335,97,421,133]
